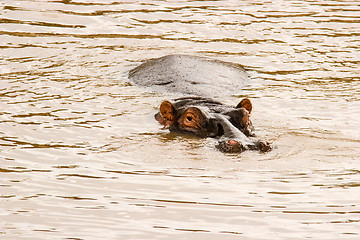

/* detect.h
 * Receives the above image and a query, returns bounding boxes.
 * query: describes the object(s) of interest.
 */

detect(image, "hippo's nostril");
[257,140,272,152]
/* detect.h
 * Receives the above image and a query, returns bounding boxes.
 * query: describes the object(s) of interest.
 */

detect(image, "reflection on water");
[1,0,360,239]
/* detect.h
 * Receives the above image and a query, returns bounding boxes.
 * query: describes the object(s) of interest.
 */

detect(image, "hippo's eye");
[181,108,203,130]
[184,114,195,124]
[183,112,198,128]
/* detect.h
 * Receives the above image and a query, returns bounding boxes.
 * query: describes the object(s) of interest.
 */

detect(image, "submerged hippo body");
[129,55,271,153]
[129,54,249,97]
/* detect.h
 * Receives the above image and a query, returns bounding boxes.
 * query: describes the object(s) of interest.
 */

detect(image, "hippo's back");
[128,55,249,97]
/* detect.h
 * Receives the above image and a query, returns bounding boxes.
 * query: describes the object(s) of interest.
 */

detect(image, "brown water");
[1,0,360,239]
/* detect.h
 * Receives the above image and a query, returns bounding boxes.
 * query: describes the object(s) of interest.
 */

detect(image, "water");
[1,0,359,239]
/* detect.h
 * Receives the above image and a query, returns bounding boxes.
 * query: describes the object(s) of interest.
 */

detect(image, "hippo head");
[155,97,271,153]
[156,102,222,138]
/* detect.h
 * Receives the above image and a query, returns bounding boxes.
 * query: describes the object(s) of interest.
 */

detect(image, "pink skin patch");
[227,140,239,145]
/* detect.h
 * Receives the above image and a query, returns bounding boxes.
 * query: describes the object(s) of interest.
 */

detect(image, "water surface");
[1,0,360,239]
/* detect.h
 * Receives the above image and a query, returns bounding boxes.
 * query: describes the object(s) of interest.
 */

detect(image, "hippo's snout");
[216,140,246,153]
[216,139,272,153]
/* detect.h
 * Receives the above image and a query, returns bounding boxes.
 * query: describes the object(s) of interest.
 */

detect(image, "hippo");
[129,55,271,153]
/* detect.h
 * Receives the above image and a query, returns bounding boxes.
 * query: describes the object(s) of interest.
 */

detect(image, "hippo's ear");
[236,98,252,114]
[159,100,176,123]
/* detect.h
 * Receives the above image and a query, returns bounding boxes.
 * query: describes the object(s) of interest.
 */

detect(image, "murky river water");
[1,0,360,239]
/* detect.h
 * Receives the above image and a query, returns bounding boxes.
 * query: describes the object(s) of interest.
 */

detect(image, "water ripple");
[1,0,360,239]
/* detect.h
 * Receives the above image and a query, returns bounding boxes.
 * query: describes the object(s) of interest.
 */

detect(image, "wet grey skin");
[129,54,249,98]
[129,55,272,153]
[154,97,271,153]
